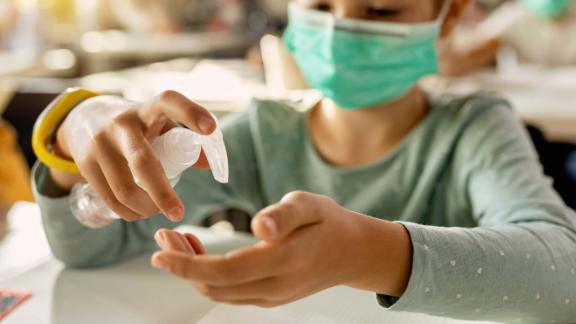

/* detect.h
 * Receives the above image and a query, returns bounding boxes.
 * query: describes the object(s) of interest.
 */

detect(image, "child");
[33,0,576,322]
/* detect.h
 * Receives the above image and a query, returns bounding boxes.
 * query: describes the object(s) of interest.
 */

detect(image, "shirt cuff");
[32,161,73,198]
[373,221,429,312]
[32,162,88,234]
[376,294,399,308]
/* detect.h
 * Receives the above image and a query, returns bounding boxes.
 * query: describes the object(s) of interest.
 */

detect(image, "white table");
[0,203,499,324]
[0,203,256,324]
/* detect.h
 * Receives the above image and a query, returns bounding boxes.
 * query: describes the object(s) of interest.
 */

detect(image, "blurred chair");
[201,209,252,234]
[0,120,33,205]
[527,126,576,210]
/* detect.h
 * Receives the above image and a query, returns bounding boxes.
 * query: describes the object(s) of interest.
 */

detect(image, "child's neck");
[308,87,430,168]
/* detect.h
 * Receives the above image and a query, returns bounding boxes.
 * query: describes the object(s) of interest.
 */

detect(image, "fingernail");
[167,207,183,221]
[198,115,215,134]
[152,254,166,269]
[155,232,166,248]
[262,215,278,240]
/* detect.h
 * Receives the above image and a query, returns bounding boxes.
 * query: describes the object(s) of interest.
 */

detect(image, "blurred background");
[0,0,290,166]
[1,0,576,232]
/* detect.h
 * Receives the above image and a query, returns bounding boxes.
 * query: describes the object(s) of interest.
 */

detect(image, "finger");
[162,119,209,170]
[151,244,284,286]
[184,233,206,254]
[188,282,271,306]
[139,90,216,135]
[155,229,195,254]
[197,277,283,302]
[252,192,324,241]
[194,151,210,170]
[113,122,184,222]
[94,134,159,217]
[142,117,179,145]
[217,299,271,307]
[218,291,313,308]
[79,159,142,221]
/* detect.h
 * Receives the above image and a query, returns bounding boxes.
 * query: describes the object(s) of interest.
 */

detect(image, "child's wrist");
[47,167,82,194]
[346,217,413,297]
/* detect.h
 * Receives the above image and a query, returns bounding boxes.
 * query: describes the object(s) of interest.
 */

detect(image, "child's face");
[286,0,463,109]
[294,0,440,23]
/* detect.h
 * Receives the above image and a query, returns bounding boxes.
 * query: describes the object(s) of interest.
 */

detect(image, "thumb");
[252,192,324,242]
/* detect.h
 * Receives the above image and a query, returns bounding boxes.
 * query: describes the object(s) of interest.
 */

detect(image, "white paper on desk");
[196,286,500,324]
[0,202,51,281]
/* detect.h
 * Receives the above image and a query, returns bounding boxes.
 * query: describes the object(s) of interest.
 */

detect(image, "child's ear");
[440,0,472,38]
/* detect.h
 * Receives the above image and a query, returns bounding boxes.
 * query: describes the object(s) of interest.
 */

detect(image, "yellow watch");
[32,88,99,174]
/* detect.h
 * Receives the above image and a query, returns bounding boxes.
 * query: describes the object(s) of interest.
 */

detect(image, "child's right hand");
[49,90,216,223]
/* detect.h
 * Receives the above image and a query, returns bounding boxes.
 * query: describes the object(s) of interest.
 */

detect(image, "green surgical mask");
[519,0,571,18]
[283,3,449,109]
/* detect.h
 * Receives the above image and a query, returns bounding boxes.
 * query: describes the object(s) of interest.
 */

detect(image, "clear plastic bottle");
[70,126,229,229]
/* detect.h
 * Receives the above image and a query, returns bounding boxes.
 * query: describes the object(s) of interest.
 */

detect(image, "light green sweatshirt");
[33,94,576,323]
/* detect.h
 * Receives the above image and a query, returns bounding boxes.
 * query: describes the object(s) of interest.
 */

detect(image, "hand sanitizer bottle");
[70,125,228,229]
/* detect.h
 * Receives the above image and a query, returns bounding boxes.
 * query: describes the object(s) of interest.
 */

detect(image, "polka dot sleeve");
[377,104,576,323]
[387,222,576,323]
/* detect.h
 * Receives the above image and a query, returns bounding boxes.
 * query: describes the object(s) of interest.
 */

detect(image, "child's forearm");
[47,126,84,193]
[382,221,576,322]
[346,218,413,298]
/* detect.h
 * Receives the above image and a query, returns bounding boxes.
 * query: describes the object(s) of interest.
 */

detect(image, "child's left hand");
[152,191,412,307]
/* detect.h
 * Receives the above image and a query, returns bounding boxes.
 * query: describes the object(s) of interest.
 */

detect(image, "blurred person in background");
[440,0,576,75]
[76,0,271,66]
[440,0,576,211]
[437,0,503,75]
[490,0,576,66]
[0,0,32,52]
[0,0,18,47]
[1,0,42,54]
[78,0,249,34]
